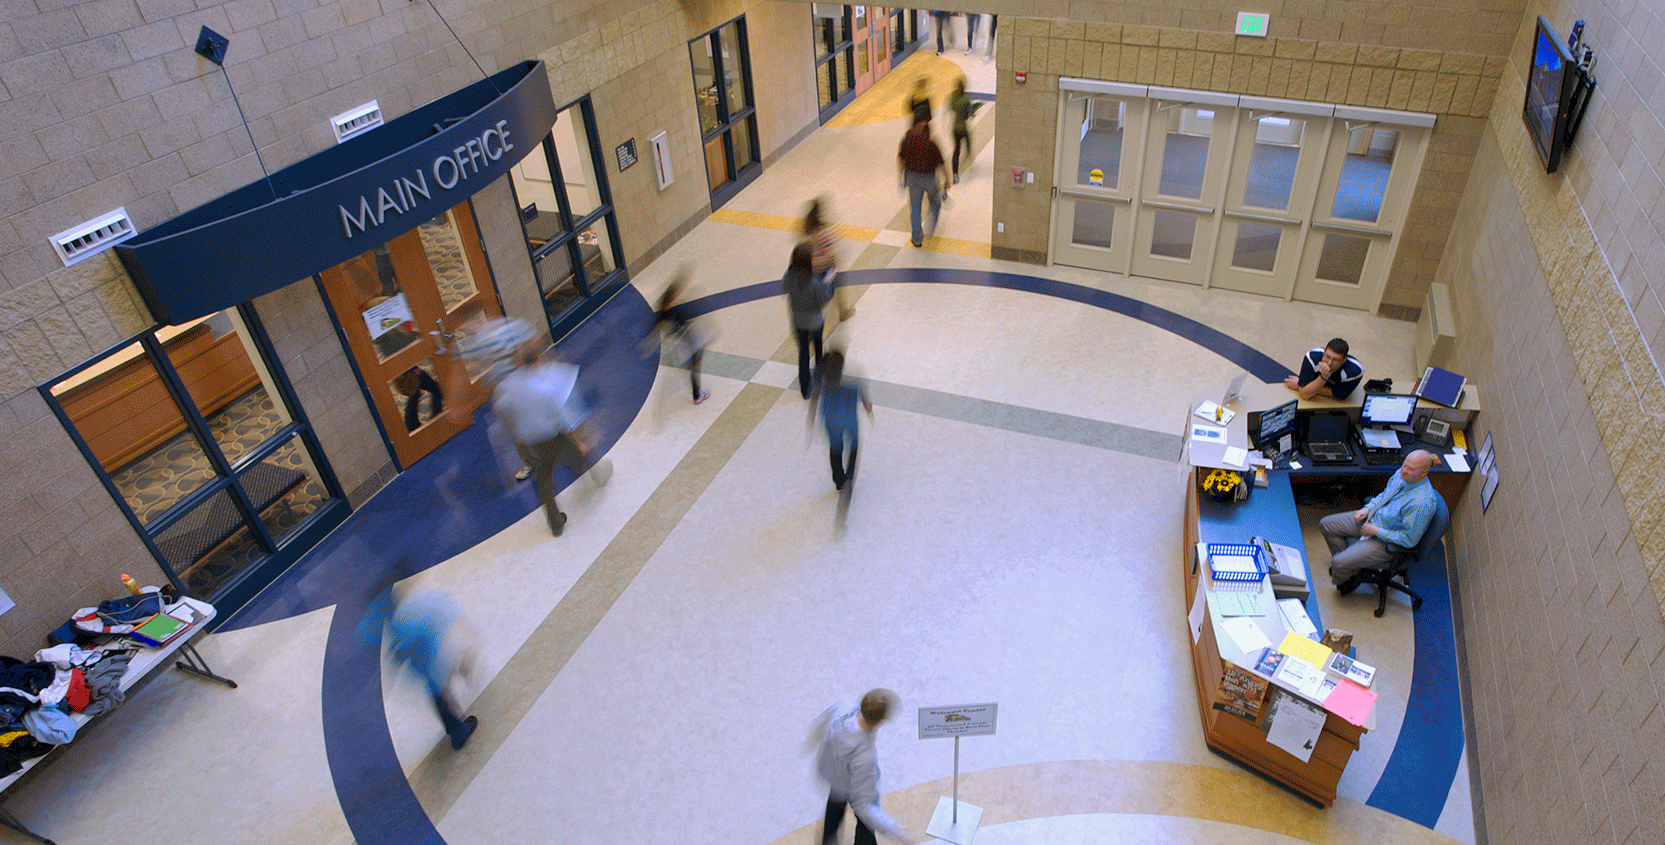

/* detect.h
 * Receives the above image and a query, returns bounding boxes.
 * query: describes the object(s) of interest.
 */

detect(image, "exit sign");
[1235,12,1269,37]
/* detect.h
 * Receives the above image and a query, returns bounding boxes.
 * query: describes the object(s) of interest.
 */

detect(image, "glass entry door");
[1049,84,1431,311]
[1128,96,1233,285]
[1051,90,1143,271]
[1210,100,1329,297]
[1292,122,1423,308]
[316,200,504,469]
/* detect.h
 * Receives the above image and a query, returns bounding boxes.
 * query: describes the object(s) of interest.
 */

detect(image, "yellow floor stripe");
[708,207,801,232]
[825,51,970,128]
[917,233,991,258]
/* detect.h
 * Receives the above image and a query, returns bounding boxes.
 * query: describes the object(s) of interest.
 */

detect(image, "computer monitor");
[1360,393,1417,427]
[1250,399,1298,450]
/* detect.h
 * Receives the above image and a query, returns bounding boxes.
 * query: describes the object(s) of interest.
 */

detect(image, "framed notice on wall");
[1477,431,1499,512]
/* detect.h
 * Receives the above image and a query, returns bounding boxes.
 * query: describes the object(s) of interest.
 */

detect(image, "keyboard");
[1362,450,1403,466]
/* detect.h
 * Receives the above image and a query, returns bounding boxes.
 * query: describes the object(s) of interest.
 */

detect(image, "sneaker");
[589,458,613,487]
[965,47,974,55]
[694,390,710,404]
[952,174,960,184]
[514,464,532,481]
[451,716,478,749]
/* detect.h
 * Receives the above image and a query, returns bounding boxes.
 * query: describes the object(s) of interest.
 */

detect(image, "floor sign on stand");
[920,703,997,845]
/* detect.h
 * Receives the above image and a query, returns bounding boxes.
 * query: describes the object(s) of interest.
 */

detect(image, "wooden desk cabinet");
[1183,470,1367,806]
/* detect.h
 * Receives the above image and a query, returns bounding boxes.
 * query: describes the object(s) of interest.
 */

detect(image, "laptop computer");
[1303,413,1355,465]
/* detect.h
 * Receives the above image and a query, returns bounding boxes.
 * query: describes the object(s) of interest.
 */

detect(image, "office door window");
[508,96,624,329]
[45,307,345,607]
[691,17,760,207]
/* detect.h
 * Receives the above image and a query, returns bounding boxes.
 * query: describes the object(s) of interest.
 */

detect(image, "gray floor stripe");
[666,352,1182,461]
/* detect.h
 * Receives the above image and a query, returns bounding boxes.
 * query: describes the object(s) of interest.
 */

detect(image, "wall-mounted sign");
[1014,71,1027,84]
[117,62,558,325]
[616,138,638,171]
[1235,12,1269,37]
[362,293,414,340]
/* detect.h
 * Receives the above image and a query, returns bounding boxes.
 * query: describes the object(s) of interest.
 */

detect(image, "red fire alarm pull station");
[1014,71,1027,84]
[1011,166,1026,186]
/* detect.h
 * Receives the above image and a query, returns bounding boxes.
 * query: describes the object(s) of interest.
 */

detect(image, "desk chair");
[1338,492,1448,617]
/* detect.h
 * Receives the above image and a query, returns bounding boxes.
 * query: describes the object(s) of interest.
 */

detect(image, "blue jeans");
[904,170,941,245]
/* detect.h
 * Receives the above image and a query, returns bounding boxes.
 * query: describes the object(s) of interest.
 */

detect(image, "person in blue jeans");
[897,110,949,247]
[379,585,479,749]
[930,10,951,53]
[808,349,872,491]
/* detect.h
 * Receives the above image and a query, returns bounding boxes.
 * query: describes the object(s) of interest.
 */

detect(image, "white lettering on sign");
[337,121,514,239]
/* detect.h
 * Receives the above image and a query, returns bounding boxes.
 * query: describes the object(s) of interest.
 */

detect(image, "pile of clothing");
[0,645,133,776]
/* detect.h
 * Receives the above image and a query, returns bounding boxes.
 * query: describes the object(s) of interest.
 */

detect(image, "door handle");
[429,319,456,355]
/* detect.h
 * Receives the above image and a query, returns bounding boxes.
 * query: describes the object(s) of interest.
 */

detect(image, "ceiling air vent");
[332,100,383,143]
[51,208,136,267]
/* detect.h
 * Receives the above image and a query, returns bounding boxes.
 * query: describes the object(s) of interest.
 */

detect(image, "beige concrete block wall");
[0,0,819,644]
[988,18,1505,314]
[1434,1,1665,843]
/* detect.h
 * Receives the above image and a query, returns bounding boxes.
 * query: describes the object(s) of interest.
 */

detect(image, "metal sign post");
[918,703,997,845]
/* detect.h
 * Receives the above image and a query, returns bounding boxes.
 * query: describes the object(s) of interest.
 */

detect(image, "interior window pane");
[551,106,601,222]
[510,142,562,238]
[818,60,834,109]
[1150,209,1196,260]
[1158,107,1214,200]
[1231,221,1282,272]
[1242,116,1303,211]
[834,50,850,95]
[1070,200,1116,249]
[855,40,868,79]
[154,487,264,597]
[1315,232,1369,285]
[692,36,721,133]
[52,339,221,524]
[418,209,480,314]
[389,363,446,432]
[332,244,421,362]
[812,5,838,58]
[732,118,757,171]
[704,134,732,192]
[576,225,617,287]
[536,246,582,318]
[1332,127,1396,223]
[1076,95,1125,190]
[720,22,749,112]
[246,434,332,546]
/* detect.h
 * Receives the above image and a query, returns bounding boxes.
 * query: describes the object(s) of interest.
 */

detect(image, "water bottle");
[120,573,140,594]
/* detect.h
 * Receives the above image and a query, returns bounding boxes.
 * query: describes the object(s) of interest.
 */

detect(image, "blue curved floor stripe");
[1365,541,1465,826]
[683,269,1293,384]
[221,269,1453,843]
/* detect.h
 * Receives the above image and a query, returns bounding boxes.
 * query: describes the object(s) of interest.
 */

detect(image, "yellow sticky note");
[1278,631,1334,670]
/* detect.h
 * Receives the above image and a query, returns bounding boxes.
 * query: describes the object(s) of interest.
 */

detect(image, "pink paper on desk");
[1322,678,1376,726]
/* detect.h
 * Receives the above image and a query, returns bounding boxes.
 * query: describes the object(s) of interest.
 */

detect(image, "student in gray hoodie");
[810,688,923,845]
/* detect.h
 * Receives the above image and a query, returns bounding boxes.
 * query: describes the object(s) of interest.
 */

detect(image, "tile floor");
[2,33,1477,845]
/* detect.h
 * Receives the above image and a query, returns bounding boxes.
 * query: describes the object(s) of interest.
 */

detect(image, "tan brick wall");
[1434,2,1665,844]
[989,18,1505,313]
[0,0,820,644]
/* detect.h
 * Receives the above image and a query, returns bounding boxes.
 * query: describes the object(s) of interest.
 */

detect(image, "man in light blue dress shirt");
[1320,450,1441,586]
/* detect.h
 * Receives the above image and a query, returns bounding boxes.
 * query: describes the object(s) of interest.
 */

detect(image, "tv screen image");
[1522,16,1593,173]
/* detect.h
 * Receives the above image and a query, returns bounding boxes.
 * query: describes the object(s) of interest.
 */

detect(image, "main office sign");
[117,61,558,325]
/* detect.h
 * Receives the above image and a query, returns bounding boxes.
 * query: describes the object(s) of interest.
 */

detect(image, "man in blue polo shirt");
[1320,450,1440,586]
[1285,338,1363,400]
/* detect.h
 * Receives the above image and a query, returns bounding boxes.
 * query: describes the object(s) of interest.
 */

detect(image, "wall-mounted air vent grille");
[51,208,136,267]
[332,100,383,143]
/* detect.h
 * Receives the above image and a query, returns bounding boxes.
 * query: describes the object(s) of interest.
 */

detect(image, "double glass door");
[317,200,503,469]
[1050,84,1431,310]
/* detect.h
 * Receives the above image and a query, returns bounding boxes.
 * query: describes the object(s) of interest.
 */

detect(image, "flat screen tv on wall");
[1523,16,1593,173]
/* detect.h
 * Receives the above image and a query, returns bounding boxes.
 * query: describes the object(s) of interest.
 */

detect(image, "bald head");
[1400,449,1436,484]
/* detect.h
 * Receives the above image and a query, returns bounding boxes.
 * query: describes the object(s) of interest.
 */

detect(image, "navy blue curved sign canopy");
[115,61,557,325]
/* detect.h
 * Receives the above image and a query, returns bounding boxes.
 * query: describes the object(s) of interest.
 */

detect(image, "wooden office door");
[852,6,875,91]
[317,201,504,468]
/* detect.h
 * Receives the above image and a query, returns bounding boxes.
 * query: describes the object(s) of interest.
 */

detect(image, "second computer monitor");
[1252,399,1299,450]
[1360,393,1418,426]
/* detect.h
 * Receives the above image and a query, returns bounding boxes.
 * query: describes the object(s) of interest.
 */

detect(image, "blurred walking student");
[783,242,833,399]
[804,198,854,321]
[452,318,612,537]
[906,76,931,123]
[807,349,872,492]
[948,76,972,183]
[645,274,711,403]
[374,584,479,750]
[897,108,949,248]
[963,13,982,54]
[808,688,922,845]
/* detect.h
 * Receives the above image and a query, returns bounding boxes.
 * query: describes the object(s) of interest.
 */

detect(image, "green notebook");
[129,611,191,647]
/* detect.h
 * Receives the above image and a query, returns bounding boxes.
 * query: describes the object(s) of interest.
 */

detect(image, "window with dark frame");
[690,16,761,204]
[813,5,853,112]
